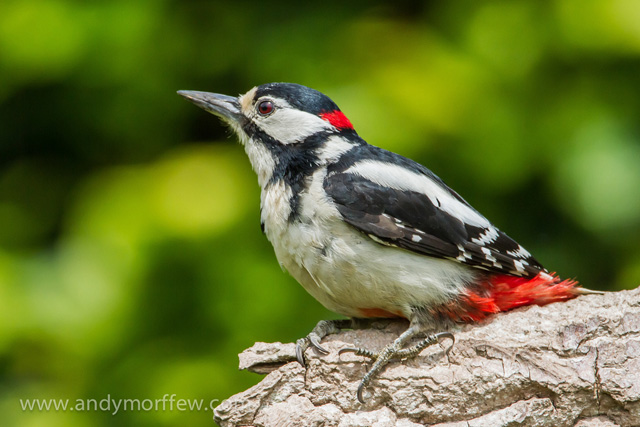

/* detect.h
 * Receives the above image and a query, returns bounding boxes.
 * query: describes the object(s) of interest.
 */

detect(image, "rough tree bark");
[214,288,640,427]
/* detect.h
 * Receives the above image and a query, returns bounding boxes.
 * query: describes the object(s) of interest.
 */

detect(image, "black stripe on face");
[245,120,333,221]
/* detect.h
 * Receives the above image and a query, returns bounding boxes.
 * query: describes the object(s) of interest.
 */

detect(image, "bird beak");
[177,90,242,123]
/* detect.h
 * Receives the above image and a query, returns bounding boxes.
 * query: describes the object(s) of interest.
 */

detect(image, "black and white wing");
[324,146,545,278]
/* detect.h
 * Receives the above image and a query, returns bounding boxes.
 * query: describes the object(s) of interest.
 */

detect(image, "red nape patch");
[432,272,581,323]
[320,110,353,129]
[358,308,405,319]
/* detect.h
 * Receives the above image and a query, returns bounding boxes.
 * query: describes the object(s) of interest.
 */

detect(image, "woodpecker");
[178,83,595,403]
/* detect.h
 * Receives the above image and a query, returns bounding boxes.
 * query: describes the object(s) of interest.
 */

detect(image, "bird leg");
[339,325,454,403]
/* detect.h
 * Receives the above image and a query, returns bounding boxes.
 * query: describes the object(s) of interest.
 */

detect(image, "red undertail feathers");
[435,272,581,322]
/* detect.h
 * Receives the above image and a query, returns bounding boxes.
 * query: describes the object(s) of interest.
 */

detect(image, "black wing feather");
[324,164,546,278]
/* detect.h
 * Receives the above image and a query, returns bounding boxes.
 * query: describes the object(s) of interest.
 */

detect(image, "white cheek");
[257,109,332,144]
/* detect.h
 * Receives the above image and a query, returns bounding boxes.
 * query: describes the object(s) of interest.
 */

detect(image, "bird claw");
[295,338,308,367]
[338,346,378,359]
[338,347,359,356]
[309,333,329,354]
[295,319,352,367]
[357,382,367,404]
[435,332,455,355]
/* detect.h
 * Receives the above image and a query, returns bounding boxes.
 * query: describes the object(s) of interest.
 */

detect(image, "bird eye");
[257,100,274,116]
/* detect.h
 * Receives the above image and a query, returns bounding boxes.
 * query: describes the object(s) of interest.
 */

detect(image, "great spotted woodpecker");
[178,83,595,402]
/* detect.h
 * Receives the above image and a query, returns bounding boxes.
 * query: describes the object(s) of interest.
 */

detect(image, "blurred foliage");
[1,0,640,425]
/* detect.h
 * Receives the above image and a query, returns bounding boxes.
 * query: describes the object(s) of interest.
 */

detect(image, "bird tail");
[484,272,581,311]
[435,272,590,322]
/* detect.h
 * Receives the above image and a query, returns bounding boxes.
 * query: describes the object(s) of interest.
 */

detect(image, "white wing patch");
[513,259,526,273]
[456,244,473,262]
[481,247,500,267]
[507,245,532,259]
[471,227,499,245]
[345,160,491,228]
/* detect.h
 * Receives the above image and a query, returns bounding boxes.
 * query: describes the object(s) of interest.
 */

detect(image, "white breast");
[260,169,477,319]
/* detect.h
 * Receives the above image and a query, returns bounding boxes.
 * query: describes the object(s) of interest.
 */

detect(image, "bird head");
[178,83,357,186]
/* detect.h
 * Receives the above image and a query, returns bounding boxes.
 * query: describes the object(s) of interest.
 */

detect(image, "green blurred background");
[2,0,640,425]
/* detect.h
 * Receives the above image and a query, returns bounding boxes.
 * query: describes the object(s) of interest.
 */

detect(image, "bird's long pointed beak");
[177,90,242,123]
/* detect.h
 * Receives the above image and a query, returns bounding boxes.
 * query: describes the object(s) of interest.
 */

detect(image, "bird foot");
[339,331,454,403]
[295,319,353,367]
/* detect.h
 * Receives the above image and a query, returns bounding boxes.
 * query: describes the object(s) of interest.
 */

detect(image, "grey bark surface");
[214,288,640,427]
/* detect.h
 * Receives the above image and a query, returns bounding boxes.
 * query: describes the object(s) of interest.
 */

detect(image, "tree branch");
[214,288,640,427]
